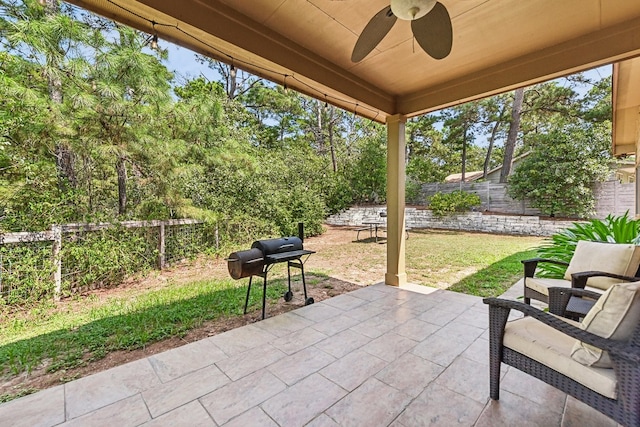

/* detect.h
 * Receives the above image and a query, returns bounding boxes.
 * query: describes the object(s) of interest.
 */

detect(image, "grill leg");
[262,274,267,320]
[287,262,292,295]
[299,262,308,300]
[244,276,253,315]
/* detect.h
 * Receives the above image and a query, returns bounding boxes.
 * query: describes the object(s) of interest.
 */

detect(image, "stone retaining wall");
[326,206,580,237]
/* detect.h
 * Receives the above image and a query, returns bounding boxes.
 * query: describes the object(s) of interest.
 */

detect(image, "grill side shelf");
[265,249,315,263]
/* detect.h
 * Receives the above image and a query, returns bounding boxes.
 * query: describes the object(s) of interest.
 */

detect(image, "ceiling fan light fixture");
[390,0,436,20]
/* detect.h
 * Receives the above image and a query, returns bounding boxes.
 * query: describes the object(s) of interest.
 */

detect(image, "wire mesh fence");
[0,216,299,305]
[0,240,55,304]
[61,225,159,294]
[0,219,216,304]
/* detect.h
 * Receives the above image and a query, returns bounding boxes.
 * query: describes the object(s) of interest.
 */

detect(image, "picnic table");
[355,221,411,242]
[356,221,385,242]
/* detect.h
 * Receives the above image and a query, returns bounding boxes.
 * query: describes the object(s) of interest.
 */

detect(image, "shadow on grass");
[0,275,320,385]
[447,248,538,298]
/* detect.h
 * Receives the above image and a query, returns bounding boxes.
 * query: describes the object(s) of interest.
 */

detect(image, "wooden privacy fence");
[0,219,202,300]
[418,181,635,218]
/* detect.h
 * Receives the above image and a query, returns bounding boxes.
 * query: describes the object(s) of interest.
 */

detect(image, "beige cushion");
[571,281,640,368]
[564,241,640,290]
[504,316,618,398]
[524,277,603,297]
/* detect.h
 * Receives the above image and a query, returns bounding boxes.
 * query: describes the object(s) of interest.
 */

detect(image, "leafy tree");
[345,129,387,203]
[406,115,449,182]
[438,102,485,181]
[507,123,611,218]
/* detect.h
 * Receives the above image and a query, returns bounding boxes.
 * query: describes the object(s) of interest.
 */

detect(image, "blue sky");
[162,39,612,96]
[163,43,220,85]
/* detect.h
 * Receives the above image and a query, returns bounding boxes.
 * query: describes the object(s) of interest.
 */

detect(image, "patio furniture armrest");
[571,271,640,289]
[483,297,638,361]
[522,258,569,278]
[548,287,602,317]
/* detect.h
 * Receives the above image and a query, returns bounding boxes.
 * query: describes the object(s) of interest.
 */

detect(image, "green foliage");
[535,212,640,278]
[508,123,611,218]
[0,242,55,305]
[322,174,354,215]
[405,177,422,204]
[345,131,387,203]
[428,191,481,217]
[61,227,157,293]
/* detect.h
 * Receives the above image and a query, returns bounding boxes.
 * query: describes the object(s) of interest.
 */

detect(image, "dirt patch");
[1,225,365,399]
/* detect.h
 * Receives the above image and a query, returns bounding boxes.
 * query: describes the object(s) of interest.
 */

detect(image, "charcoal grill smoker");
[227,233,315,320]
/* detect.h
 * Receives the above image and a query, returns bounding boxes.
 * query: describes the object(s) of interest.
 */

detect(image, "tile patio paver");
[64,358,160,420]
[267,346,335,385]
[395,382,486,426]
[61,394,151,427]
[199,369,286,425]
[0,385,65,427]
[0,282,622,426]
[141,364,230,418]
[147,338,227,383]
[325,378,412,427]
[139,401,216,427]
[261,373,347,426]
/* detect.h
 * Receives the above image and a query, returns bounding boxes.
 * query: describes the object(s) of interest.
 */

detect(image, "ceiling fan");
[350,0,453,62]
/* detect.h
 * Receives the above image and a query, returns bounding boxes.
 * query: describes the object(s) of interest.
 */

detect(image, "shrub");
[405,177,422,205]
[428,191,481,217]
[535,212,640,278]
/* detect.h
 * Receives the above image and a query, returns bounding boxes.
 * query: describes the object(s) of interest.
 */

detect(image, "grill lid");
[251,236,303,256]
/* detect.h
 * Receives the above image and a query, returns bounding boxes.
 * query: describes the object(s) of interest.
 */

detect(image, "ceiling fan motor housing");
[390,0,437,20]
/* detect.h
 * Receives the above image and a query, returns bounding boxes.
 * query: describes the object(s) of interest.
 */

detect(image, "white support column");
[385,114,407,287]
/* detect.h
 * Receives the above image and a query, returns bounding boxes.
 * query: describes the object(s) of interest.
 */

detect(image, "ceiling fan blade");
[411,2,453,60]
[351,6,397,63]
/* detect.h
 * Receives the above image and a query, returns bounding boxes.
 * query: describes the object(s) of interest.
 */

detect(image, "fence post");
[51,225,62,301]
[158,222,166,269]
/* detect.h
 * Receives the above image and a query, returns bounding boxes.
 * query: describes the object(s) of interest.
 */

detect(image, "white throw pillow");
[570,281,640,367]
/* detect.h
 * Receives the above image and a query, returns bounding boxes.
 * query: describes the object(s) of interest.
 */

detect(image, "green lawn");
[405,229,541,296]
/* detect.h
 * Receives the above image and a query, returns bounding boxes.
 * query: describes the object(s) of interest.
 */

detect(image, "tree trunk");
[116,156,127,216]
[44,0,76,191]
[461,126,467,182]
[316,100,325,154]
[500,87,524,183]
[229,65,237,99]
[328,106,338,172]
[483,104,507,178]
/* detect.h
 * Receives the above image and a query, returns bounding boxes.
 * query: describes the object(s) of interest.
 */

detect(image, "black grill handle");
[278,244,295,250]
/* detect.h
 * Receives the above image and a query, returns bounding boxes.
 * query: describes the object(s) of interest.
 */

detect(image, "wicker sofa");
[523,240,640,306]
[484,283,640,427]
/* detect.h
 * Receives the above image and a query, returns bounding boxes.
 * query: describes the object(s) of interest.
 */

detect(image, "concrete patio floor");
[0,282,621,427]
